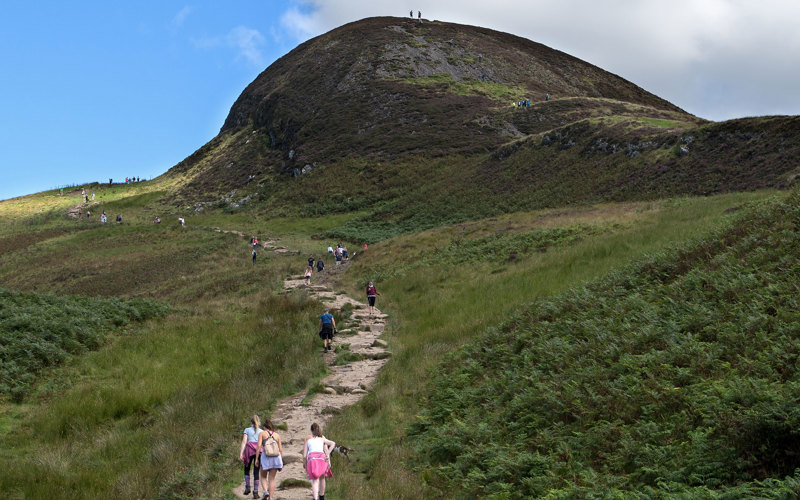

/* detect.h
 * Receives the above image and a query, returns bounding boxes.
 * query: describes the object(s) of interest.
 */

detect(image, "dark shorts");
[319,324,334,340]
[368,296,376,307]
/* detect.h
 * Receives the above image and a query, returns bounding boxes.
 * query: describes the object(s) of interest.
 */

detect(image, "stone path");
[232,271,389,499]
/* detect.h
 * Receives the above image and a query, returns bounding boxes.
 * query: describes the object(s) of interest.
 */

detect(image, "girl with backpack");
[257,419,283,500]
[239,415,261,498]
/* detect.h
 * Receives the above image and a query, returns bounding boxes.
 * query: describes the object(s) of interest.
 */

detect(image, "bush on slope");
[409,192,800,497]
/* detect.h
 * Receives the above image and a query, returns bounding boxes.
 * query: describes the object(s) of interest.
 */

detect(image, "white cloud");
[228,26,267,66]
[269,0,800,120]
[172,6,193,28]
[191,26,266,67]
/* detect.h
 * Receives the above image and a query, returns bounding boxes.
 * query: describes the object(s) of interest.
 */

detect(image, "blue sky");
[2,1,799,201]
[0,1,308,200]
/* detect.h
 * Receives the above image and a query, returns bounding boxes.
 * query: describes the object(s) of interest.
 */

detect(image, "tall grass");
[0,294,326,499]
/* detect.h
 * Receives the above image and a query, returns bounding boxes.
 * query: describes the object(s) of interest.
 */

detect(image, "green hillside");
[409,192,800,497]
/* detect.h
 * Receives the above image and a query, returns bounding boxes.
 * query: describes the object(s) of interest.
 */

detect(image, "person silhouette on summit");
[418,10,422,23]
[410,9,413,17]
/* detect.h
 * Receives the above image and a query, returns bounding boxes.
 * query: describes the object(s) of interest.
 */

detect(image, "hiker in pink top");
[303,422,335,500]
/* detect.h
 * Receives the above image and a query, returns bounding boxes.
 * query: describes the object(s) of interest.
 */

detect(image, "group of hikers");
[516,94,550,107]
[240,417,335,500]
[409,9,422,22]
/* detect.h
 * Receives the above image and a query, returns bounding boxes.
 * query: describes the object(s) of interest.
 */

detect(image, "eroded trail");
[233,268,389,499]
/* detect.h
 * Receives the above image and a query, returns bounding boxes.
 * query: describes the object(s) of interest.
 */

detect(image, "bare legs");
[311,477,320,499]
[267,469,277,499]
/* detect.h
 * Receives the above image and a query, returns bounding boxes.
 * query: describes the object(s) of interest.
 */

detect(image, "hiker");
[341,246,349,260]
[178,217,185,227]
[253,249,258,265]
[327,245,334,255]
[85,194,89,203]
[109,178,112,185]
[257,419,284,500]
[59,188,63,196]
[409,9,413,17]
[116,214,122,223]
[303,422,335,500]
[545,93,550,101]
[91,192,95,200]
[253,237,258,249]
[86,210,90,218]
[418,10,422,23]
[305,266,313,285]
[316,258,324,273]
[308,255,315,268]
[334,248,342,266]
[319,308,336,353]
[136,176,140,182]
[153,216,161,224]
[366,280,381,316]
[239,415,262,498]
[363,243,368,250]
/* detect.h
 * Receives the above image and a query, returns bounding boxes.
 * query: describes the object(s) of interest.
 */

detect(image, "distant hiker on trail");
[91,192,94,200]
[178,217,185,227]
[410,9,413,17]
[256,419,284,500]
[109,178,112,185]
[545,93,550,101]
[308,255,315,268]
[305,266,313,285]
[86,210,90,218]
[116,214,122,223]
[100,213,106,223]
[253,249,258,265]
[316,258,324,273]
[366,280,381,316]
[328,245,334,255]
[334,247,342,266]
[418,10,422,23]
[341,246,349,260]
[239,415,262,498]
[253,237,258,249]
[136,176,140,182]
[59,188,63,196]
[363,243,368,250]
[303,422,335,500]
[85,194,89,203]
[319,308,336,353]
[153,216,161,224]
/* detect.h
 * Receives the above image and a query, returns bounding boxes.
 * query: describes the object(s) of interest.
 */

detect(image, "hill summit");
[165,17,799,242]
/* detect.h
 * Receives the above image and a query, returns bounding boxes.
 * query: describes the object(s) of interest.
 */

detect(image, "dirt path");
[232,255,389,499]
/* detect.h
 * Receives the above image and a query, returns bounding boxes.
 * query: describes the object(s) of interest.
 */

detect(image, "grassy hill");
[2,14,800,500]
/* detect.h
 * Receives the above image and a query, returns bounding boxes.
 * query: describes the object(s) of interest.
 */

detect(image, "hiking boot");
[323,346,328,353]
[254,490,261,499]
[243,486,251,495]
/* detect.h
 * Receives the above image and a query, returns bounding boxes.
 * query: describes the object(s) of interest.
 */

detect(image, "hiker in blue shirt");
[319,308,337,353]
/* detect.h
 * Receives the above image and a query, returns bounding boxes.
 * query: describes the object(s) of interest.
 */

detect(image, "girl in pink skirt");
[302,423,336,500]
